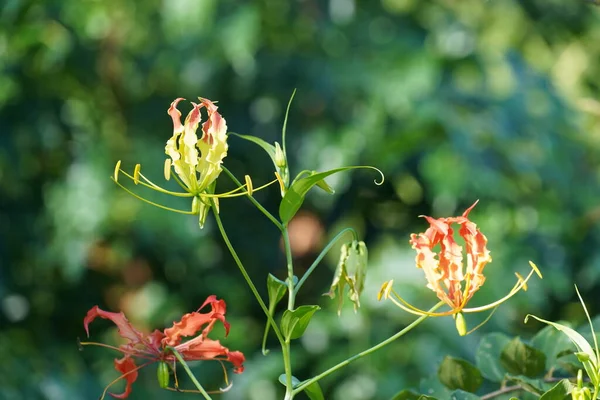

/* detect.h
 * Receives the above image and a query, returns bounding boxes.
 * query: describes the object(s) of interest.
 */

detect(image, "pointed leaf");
[539,379,573,400]
[281,305,320,340]
[279,166,382,224]
[315,178,335,194]
[525,314,598,383]
[438,356,482,393]
[267,274,287,307]
[231,133,276,161]
[262,274,288,355]
[304,381,325,400]
[278,374,301,387]
[531,324,576,370]
[475,333,511,382]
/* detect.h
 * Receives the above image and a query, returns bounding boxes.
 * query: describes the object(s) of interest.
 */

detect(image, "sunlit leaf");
[279,166,383,224]
[538,379,572,400]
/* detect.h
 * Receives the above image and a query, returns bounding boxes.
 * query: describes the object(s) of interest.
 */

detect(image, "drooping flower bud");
[454,312,467,336]
[157,361,170,389]
[326,240,368,315]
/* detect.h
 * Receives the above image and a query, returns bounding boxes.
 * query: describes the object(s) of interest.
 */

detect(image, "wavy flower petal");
[109,356,138,399]
[409,200,491,310]
[82,295,244,398]
[162,295,230,347]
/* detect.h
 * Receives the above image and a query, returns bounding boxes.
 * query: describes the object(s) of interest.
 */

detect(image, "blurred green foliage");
[1,0,600,399]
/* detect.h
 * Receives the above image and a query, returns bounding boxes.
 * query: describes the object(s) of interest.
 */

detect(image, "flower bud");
[157,361,170,389]
[274,142,286,168]
[326,240,368,315]
[454,312,467,336]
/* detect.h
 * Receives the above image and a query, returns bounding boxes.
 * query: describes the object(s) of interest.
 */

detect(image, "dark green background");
[1,0,600,399]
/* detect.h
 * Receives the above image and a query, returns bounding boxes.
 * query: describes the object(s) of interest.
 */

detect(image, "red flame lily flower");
[82,295,245,399]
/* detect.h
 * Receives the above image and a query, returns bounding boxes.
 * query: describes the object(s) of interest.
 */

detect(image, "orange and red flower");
[409,200,491,311]
[82,295,245,399]
[379,201,541,331]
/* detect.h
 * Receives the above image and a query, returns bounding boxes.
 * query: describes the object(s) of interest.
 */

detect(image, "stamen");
[164,159,172,181]
[377,280,394,301]
[245,175,253,196]
[112,178,197,215]
[134,164,141,185]
[529,261,543,278]
[463,265,541,313]
[275,171,285,193]
[114,160,122,182]
[515,272,526,291]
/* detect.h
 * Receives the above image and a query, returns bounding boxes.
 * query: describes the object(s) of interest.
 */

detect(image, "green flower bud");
[157,362,170,389]
[326,240,368,315]
[454,312,467,336]
[274,142,286,168]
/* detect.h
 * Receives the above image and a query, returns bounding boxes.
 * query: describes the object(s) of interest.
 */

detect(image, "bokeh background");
[2,0,600,399]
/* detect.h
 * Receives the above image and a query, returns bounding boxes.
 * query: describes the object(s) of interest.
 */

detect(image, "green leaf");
[277,375,323,400]
[304,381,325,400]
[231,133,276,161]
[420,374,452,399]
[475,332,511,382]
[500,337,546,378]
[525,314,598,383]
[280,305,320,340]
[449,390,481,400]
[267,273,287,307]
[531,324,576,370]
[390,390,436,400]
[505,375,545,395]
[438,356,483,393]
[278,374,301,387]
[539,379,573,400]
[315,178,335,194]
[279,166,383,224]
[262,274,288,355]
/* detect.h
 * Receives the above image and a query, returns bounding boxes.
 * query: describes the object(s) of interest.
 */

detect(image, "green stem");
[282,226,295,310]
[222,166,283,230]
[293,227,358,296]
[281,224,296,398]
[292,301,445,395]
[282,339,294,400]
[210,203,284,344]
[167,347,212,400]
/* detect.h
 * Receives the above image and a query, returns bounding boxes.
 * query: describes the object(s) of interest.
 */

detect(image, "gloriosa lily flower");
[80,295,245,399]
[113,97,274,228]
[378,200,542,335]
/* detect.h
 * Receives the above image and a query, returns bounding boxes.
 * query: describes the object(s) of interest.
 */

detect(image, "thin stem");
[294,227,358,296]
[222,167,283,230]
[282,226,295,310]
[210,203,284,344]
[167,347,212,400]
[280,224,296,398]
[292,301,445,395]
[282,339,294,400]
